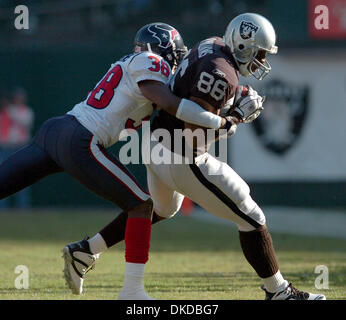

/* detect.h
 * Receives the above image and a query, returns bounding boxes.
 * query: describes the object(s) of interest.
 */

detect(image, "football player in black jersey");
[64,14,326,300]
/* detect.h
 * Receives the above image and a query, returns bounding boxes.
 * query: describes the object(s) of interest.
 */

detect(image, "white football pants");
[145,144,266,232]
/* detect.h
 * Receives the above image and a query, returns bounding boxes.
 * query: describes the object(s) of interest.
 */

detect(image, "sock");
[238,225,279,278]
[99,211,128,248]
[88,233,108,255]
[99,211,163,248]
[125,217,152,263]
[262,270,288,293]
[122,262,146,293]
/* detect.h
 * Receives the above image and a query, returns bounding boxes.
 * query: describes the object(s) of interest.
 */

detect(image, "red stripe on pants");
[125,217,152,264]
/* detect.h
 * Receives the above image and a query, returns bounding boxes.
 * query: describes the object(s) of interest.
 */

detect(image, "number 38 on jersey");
[86,54,170,110]
[87,65,123,109]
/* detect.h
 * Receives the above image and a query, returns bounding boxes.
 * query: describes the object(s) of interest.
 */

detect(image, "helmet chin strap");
[238,63,251,77]
[146,43,153,52]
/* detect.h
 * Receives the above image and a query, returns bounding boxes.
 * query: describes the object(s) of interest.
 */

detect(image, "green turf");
[0,210,345,300]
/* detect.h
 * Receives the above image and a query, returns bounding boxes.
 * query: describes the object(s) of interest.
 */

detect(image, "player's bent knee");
[153,204,180,219]
[128,198,154,219]
[236,197,266,232]
[248,203,266,226]
[145,198,154,207]
[152,194,184,219]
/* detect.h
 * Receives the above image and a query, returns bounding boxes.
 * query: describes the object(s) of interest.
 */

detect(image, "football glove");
[233,85,265,123]
[223,116,239,137]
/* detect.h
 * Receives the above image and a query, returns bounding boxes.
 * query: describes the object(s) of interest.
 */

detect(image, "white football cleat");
[262,283,326,300]
[118,285,155,300]
[62,236,99,295]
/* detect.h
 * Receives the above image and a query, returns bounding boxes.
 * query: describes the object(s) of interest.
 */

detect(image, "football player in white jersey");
[0,22,235,300]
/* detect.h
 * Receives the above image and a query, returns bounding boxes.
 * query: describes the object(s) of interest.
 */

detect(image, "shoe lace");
[75,254,97,275]
[286,283,309,300]
[81,235,97,274]
[85,255,97,273]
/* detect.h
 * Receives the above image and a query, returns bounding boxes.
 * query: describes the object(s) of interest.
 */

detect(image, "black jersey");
[151,37,239,154]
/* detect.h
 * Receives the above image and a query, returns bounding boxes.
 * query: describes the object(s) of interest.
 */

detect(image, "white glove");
[233,85,265,123]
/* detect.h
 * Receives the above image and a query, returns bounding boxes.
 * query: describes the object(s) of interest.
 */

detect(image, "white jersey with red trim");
[67,51,171,148]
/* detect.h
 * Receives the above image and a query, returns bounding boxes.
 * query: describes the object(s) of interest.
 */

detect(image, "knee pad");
[153,192,184,219]
[237,197,266,231]
[153,200,183,219]
[154,207,179,219]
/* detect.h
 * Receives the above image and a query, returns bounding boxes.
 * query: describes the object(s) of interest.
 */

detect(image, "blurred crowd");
[0,0,153,8]
[0,87,34,209]
[1,0,263,47]
[0,0,253,13]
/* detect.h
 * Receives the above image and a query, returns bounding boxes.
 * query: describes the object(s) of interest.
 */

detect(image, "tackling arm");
[185,96,241,134]
[138,80,230,130]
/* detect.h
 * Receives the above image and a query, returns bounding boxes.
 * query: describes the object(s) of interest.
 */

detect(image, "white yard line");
[190,206,346,240]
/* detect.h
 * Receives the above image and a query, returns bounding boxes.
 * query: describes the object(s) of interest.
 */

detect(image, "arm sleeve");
[127,52,171,85]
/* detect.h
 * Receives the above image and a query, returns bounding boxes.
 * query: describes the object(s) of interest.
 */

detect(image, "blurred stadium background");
[0,0,345,299]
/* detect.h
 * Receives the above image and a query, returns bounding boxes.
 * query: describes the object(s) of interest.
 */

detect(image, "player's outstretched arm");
[138,80,230,130]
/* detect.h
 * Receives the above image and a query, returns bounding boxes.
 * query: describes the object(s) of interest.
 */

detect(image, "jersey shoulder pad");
[127,51,171,84]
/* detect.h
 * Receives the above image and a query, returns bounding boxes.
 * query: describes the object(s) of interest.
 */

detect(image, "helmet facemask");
[233,39,277,80]
[241,47,275,80]
[162,39,188,70]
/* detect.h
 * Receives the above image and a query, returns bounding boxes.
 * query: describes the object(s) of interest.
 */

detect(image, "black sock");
[99,210,163,248]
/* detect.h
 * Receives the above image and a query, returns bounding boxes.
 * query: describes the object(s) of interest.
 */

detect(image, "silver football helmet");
[223,13,278,80]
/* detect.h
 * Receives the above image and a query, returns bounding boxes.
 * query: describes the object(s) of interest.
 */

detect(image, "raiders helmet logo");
[148,24,179,49]
[240,21,259,39]
[252,80,309,155]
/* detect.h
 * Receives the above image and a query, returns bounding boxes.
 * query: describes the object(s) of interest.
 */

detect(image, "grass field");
[0,209,345,300]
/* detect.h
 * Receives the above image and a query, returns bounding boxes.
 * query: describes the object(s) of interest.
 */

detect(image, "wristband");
[176,98,222,129]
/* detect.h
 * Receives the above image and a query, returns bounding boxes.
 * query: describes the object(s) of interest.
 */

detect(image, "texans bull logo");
[240,21,259,39]
[148,24,179,49]
[252,79,309,155]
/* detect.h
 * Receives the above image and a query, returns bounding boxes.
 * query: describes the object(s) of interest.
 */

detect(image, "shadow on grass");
[1,269,343,299]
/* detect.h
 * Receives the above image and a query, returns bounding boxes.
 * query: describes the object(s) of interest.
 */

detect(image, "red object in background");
[181,197,194,216]
[0,104,32,145]
[309,0,346,39]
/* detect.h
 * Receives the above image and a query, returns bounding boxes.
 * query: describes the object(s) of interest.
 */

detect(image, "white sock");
[88,233,108,255]
[122,262,145,293]
[262,270,288,293]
